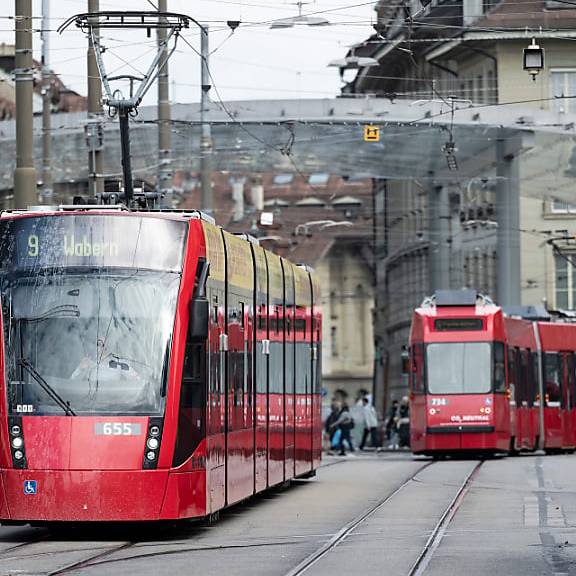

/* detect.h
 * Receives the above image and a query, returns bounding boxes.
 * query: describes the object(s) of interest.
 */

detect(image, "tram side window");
[173,340,206,467]
[507,347,517,403]
[410,344,425,394]
[493,342,506,393]
[566,353,575,409]
[543,352,561,404]
[520,350,529,405]
[531,352,540,405]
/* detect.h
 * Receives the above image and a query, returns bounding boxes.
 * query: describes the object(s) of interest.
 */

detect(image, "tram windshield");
[426,342,492,394]
[0,215,186,416]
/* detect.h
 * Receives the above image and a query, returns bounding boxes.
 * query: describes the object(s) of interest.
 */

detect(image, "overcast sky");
[0,1,376,105]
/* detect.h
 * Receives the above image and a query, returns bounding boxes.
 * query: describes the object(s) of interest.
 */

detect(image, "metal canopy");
[1,97,576,201]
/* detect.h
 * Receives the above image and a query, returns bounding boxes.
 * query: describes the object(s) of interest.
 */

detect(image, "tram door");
[252,245,269,493]
[282,261,296,480]
[203,225,226,514]
[562,353,573,448]
[222,232,255,505]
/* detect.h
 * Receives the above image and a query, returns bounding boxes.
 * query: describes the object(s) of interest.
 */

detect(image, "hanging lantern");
[523,38,544,81]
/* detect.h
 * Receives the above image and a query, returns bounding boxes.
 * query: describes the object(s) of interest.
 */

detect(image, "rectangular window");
[551,70,576,114]
[551,198,576,213]
[494,342,506,393]
[553,253,576,309]
[543,352,561,404]
[426,342,491,394]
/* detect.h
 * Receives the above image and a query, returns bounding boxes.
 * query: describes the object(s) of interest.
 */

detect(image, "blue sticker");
[485,397,493,405]
[23,480,37,495]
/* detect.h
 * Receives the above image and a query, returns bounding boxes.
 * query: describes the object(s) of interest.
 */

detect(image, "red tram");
[0,206,322,523]
[409,289,576,456]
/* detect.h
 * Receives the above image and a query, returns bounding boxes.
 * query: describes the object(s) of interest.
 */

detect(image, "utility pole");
[158,0,172,207]
[200,26,213,213]
[87,0,104,199]
[41,0,52,201]
[14,0,37,209]
[496,136,521,306]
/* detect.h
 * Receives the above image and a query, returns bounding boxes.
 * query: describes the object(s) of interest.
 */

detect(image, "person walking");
[385,399,399,448]
[330,402,355,456]
[359,396,379,450]
[324,399,341,453]
[397,396,410,449]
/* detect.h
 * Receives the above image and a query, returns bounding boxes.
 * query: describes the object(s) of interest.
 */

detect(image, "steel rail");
[45,541,136,576]
[407,459,484,576]
[283,459,437,576]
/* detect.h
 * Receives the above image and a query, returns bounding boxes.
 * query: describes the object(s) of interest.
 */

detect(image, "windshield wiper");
[18,358,76,416]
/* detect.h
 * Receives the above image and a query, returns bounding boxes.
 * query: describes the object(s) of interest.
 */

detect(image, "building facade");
[178,172,375,405]
[346,0,576,414]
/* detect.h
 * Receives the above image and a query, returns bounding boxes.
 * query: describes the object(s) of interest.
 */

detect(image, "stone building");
[178,172,375,404]
[343,0,576,413]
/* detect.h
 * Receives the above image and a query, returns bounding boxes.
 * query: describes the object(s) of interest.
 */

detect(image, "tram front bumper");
[0,469,172,522]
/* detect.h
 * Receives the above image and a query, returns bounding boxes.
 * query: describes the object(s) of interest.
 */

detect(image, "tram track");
[283,458,484,576]
[282,459,437,576]
[407,459,484,576]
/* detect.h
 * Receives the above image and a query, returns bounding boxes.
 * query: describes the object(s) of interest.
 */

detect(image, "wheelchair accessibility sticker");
[23,480,37,495]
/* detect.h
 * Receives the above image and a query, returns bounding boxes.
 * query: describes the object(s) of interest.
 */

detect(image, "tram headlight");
[147,437,159,450]
[11,425,21,436]
[11,436,23,449]
[146,451,156,461]
[13,450,23,460]
[149,426,160,437]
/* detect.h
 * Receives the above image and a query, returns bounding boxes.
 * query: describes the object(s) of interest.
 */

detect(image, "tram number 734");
[94,423,142,436]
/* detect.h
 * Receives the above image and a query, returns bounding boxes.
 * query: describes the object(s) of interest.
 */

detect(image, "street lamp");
[328,55,379,69]
[523,38,544,81]
[270,2,330,29]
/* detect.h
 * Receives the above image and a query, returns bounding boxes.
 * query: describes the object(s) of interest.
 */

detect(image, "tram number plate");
[94,423,142,436]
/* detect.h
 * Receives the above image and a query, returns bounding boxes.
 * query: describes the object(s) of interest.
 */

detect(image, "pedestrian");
[359,396,379,450]
[385,399,399,447]
[324,399,341,454]
[330,402,355,456]
[397,396,410,449]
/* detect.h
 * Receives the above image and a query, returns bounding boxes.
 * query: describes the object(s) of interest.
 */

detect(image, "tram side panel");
[294,266,313,475]
[281,259,296,480]
[252,244,269,492]
[310,270,322,469]
[202,222,227,514]
[538,323,576,450]
[266,252,285,487]
[222,231,256,505]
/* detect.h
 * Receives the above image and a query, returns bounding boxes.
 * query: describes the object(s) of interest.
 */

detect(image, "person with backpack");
[330,402,355,456]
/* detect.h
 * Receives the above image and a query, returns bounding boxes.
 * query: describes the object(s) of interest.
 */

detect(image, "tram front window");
[427,342,492,395]
[0,215,186,416]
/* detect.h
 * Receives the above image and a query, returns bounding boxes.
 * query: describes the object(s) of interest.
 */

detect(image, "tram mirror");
[189,298,209,341]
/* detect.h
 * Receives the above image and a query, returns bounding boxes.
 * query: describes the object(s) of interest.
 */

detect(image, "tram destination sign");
[433,318,484,331]
[0,215,187,272]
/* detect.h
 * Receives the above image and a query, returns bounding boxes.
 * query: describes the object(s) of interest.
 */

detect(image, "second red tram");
[409,289,576,456]
[0,206,322,524]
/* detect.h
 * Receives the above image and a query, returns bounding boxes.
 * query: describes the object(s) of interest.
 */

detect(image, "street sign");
[364,125,380,142]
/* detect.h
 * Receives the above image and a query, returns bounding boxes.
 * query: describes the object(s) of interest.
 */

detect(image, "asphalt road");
[1,452,576,575]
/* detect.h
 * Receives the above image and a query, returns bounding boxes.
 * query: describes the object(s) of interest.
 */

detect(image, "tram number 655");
[95,422,141,436]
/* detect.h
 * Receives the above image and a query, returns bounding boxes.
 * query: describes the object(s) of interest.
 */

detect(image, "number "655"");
[102,422,133,435]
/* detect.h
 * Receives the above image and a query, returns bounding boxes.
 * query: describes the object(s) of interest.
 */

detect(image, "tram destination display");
[0,215,187,272]
[433,318,484,331]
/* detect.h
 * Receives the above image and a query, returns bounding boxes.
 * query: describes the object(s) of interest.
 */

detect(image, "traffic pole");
[200,25,213,214]
[158,0,172,207]
[14,0,38,209]
[41,0,52,201]
[87,0,104,199]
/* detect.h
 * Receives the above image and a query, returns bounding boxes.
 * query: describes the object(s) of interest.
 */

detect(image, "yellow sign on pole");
[364,125,380,142]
